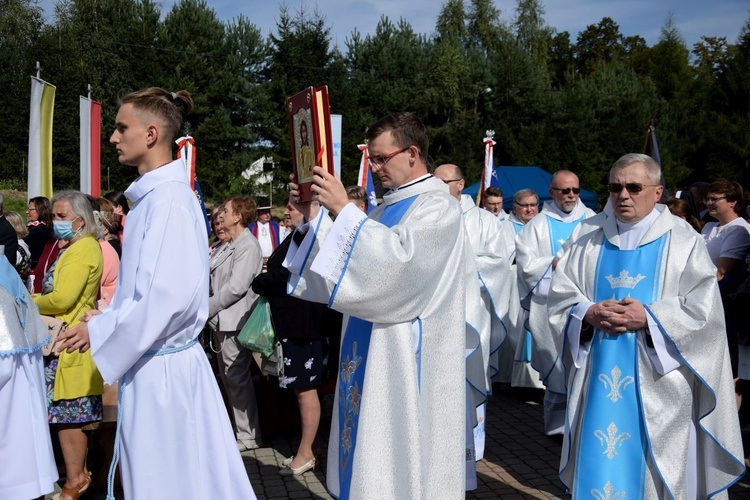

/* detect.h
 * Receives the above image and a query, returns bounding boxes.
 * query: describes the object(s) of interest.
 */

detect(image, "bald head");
[434,164,465,200]
[549,170,581,213]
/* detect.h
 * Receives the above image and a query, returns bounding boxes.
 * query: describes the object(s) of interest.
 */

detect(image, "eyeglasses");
[608,183,659,194]
[441,178,463,184]
[367,147,410,170]
[704,196,726,204]
[27,207,37,212]
[550,187,581,195]
[514,202,538,209]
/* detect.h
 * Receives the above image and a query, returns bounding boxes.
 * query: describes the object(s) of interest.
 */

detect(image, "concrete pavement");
[76,383,750,499]
[240,385,750,499]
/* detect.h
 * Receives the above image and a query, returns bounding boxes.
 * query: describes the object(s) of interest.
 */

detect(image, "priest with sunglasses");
[547,153,743,498]
[516,170,595,435]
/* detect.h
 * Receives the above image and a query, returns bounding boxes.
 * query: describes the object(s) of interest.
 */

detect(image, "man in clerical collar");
[509,188,539,233]
[505,187,545,391]
[435,163,512,476]
[516,169,596,435]
[547,153,744,498]
[283,112,469,499]
[483,186,506,220]
[249,197,280,260]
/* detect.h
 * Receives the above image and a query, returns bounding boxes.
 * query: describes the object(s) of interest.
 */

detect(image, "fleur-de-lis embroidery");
[591,481,626,500]
[598,365,634,403]
[594,422,631,459]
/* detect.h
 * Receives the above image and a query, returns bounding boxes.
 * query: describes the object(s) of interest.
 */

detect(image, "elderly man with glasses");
[516,170,596,435]
[546,153,744,497]
[285,113,471,499]
[509,189,540,234]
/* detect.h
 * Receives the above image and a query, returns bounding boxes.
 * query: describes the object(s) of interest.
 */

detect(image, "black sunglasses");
[550,187,580,195]
[608,183,660,194]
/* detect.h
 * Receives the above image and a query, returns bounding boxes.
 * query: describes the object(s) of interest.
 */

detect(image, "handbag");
[40,285,97,357]
[237,297,275,357]
[41,316,68,357]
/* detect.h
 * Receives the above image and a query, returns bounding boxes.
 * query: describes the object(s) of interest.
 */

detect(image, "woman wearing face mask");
[33,190,103,500]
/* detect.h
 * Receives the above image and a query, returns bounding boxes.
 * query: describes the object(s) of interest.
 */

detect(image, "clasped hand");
[584,297,647,335]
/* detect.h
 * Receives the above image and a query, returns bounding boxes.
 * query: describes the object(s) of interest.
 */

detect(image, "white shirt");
[255,221,274,257]
[701,217,750,266]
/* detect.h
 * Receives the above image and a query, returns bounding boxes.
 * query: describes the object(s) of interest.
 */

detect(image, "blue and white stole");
[572,235,667,498]
[338,194,419,498]
[545,213,586,255]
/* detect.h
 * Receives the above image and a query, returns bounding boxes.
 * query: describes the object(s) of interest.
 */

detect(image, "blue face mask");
[53,218,80,240]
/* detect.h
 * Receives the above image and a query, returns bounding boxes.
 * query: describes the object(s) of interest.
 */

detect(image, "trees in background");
[1,0,749,205]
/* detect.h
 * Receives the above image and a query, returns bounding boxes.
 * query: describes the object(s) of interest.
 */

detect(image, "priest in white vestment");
[548,153,744,498]
[60,88,255,499]
[0,255,58,500]
[285,113,467,499]
[516,171,595,434]
[503,189,542,388]
[435,164,513,466]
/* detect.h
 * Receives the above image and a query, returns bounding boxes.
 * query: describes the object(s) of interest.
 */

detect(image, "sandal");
[58,471,92,500]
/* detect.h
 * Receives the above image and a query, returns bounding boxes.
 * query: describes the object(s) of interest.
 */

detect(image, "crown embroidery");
[605,270,646,290]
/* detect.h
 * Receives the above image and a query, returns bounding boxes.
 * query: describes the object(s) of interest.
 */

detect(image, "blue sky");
[37,0,749,49]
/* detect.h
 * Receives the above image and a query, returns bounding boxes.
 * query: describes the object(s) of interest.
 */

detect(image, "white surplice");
[516,199,595,433]
[460,196,513,389]
[89,160,255,499]
[0,256,57,500]
[548,206,745,498]
[285,176,467,499]
[460,196,513,463]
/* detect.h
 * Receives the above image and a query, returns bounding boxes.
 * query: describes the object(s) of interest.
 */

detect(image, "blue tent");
[462,166,598,211]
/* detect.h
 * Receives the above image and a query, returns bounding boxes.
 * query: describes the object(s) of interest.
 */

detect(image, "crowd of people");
[1,89,748,500]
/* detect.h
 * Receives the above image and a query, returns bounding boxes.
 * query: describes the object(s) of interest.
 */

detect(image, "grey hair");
[51,190,101,239]
[513,188,539,204]
[610,153,661,184]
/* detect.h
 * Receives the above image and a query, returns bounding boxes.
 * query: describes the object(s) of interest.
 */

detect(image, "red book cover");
[287,86,335,202]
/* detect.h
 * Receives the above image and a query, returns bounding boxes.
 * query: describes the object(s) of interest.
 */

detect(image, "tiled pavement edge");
[71,384,750,499]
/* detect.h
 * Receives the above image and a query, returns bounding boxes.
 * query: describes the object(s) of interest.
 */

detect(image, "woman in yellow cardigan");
[34,190,103,500]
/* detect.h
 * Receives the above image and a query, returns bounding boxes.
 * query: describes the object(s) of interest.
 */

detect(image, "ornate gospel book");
[287,86,335,202]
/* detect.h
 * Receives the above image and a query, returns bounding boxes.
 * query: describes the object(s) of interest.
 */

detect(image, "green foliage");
[574,17,625,77]
[1,1,749,206]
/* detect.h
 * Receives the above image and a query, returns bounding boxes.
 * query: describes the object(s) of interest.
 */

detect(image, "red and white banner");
[476,134,496,207]
[357,144,369,188]
[176,136,196,190]
[79,96,101,196]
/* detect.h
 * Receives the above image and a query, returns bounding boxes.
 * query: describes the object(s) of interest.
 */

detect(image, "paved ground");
[59,383,750,499]
[239,385,750,500]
